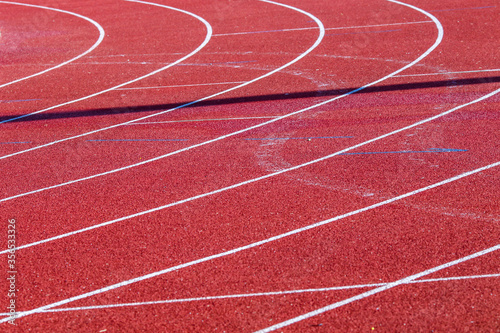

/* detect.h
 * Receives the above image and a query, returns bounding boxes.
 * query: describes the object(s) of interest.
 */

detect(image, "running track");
[0,0,499,331]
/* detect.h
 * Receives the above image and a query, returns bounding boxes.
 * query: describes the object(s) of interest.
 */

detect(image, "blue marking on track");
[88,139,188,142]
[0,99,40,103]
[340,148,467,155]
[0,141,31,144]
[245,136,354,141]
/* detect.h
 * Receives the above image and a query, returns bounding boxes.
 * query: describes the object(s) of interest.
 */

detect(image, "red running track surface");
[0,0,499,331]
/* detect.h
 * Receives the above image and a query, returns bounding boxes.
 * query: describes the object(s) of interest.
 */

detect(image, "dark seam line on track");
[2,76,498,123]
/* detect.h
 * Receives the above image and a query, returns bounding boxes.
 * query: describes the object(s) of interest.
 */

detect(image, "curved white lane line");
[0,1,105,88]
[257,243,500,332]
[0,0,212,125]
[0,0,323,159]
[0,0,443,248]
[3,86,498,251]
[0,0,325,199]
[0,0,442,220]
[0,0,454,321]
[0,1,443,205]
[0,0,498,324]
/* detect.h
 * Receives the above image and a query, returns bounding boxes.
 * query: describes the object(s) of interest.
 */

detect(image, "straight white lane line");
[1,159,498,323]
[0,0,323,161]
[0,1,105,89]
[256,245,500,332]
[3,273,496,315]
[213,20,432,36]
[0,0,213,126]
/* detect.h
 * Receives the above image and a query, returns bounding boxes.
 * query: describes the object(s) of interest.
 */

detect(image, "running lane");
[1,0,499,331]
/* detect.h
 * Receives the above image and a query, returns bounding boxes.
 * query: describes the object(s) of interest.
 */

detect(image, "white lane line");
[0,1,105,89]
[0,0,323,161]
[4,3,493,251]
[395,68,500,77]
[415,273,500,284]
[2,160,498,323]
[3,273,496,315]
[0,0,325,200]
[0,0,437,203]
[213,20,432,36]
[0,0,213,125]
[116,81,247,90]
[129,116,280,124]
[256,245,500,332]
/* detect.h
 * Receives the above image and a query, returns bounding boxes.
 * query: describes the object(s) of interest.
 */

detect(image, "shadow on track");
[1,76,499,123]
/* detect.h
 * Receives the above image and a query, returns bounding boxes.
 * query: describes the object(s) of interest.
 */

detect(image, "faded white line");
[0,0,213,126]
[3,273,496,315]
[0,0,323,162]
[395,68,500,77]
[257,244,500,332]
[0,1,105,89]
[2,159,498,323]
[116,81,247,90]
[128,116,280,124]
[213,20,432,36]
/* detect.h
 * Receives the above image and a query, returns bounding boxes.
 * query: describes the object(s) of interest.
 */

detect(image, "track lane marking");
[213,20,432,36]
[2,158,498,323]
[1,0,494,322]
[6,0,495,257]
[0,0,213,125]
[0,0,323,162]
[0,0,326,200]
[116,81,247,90]
[257,244,500,332]
[0,1,105,89]
[3,273,497,314]
[0,0,447,228]
[395,68,500,77]
[129,116,280,124]
[0,0,439,203]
